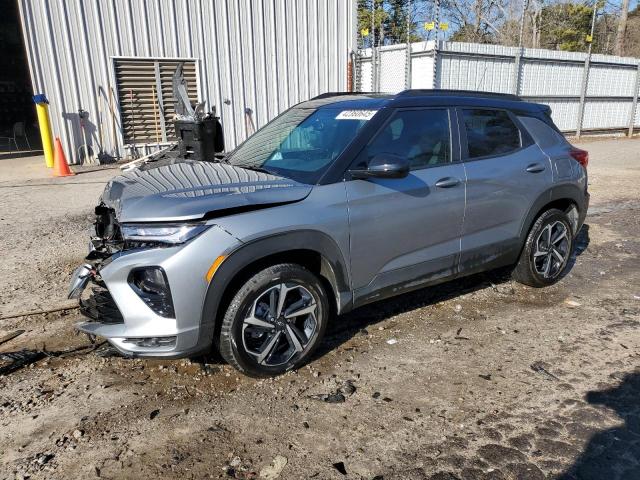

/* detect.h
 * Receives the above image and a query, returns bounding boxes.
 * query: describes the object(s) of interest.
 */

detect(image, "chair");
[0,122,31,151]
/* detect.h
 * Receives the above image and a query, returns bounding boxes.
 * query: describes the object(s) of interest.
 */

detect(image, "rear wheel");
[513,209,573,287]
[218,263,329,377]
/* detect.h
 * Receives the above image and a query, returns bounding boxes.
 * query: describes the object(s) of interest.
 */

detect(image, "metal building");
[18,0,357,163]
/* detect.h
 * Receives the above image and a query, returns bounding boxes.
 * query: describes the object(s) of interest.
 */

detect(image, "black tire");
[512,209,574,288]
[218,263,329,377]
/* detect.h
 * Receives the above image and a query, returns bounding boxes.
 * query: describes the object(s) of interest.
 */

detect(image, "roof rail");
[310,92,375,100]
[396,89,522,101]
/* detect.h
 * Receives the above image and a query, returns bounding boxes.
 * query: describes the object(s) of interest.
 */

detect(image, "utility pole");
[371,0,377,91]
[513,0,530,95]
[435,0,441,41]
[616,0,630,56]
[518,0,530,49]
[576,1,598,137]
[405,0,412,89]
[588,0,597,57]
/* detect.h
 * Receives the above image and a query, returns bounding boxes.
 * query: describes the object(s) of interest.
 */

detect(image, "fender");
[196,230,352,352]
[518,183,588,245]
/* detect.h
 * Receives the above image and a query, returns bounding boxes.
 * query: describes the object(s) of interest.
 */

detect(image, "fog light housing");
[122,336,177,348]
[128,267,175,318]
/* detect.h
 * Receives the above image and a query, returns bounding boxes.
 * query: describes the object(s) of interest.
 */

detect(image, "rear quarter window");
[518,116,568,149]
[462,109,521,159]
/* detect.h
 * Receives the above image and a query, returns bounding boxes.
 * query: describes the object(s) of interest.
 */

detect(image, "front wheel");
[218,263,329,377]
[512,208,574,287]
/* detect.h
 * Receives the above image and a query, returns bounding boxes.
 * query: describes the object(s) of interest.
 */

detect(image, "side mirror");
[350,153,410,180]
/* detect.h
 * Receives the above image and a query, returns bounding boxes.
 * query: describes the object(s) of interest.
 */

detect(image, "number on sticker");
[335,110,377,121]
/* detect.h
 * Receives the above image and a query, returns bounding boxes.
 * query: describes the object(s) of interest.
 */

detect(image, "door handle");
[435,177,460,188]
[526,163,546,173]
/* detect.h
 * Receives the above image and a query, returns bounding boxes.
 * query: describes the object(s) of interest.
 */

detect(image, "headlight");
[121,223,210,246]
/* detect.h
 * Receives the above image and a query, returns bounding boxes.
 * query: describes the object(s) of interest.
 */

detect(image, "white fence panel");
[410,42,435,89]
[378,45,408,93]
[582,100,634,129]
[587,65,638,97]
[520,60,584,97]
[411,54,435,89]
[438,54,514,93]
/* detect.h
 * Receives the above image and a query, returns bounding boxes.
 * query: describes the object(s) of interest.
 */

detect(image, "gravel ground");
[0,137,639,480]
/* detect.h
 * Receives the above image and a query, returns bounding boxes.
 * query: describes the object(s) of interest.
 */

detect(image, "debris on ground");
[93,343,121,358]
[308,392,345,404]
[0,329,25,346]
[386,338,398,345]
[0,341,107,376]
[0,350,46,375]
[259,455,287,479]
[332,461,347,475]
[307,380,356,403]
[341,380,356,395]
[564,299,582,308]
[530,361,561,381]
[36,453,54,466]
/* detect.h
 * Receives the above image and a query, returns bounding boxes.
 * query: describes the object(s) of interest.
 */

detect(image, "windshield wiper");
[236,165,273,175]
[213,154,229,164]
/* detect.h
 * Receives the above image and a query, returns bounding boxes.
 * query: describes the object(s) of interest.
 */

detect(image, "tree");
[623,5,640,57]
[384,0,424,43]
[538,3,593,52]
[615,0,630,55]
[357,0,388,47]
[357,0,434,47]
[442,0,514,44]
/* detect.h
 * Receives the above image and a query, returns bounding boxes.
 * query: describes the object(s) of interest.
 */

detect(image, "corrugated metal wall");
[18,0,356,163]
[358,40,640,134]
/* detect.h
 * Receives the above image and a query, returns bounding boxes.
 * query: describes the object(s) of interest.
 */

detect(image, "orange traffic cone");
[53,137,75,177]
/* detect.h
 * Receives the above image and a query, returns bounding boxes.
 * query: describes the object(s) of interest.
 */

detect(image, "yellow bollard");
[33,94,54,168]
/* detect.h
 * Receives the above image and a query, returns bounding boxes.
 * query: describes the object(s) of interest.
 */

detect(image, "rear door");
[458,107,553,273]
[517,115,576,182]
[345,107,466,304]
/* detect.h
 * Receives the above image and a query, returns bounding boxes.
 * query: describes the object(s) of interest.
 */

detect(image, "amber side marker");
[206,256,226,283]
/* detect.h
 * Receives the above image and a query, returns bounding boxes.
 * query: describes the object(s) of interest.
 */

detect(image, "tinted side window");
[462,109,521,159]
[517,116,567,149]
[358,109,451,170]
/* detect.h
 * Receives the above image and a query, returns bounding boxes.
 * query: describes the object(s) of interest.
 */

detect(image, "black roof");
[395,89,521,101]
[303,89,546,113]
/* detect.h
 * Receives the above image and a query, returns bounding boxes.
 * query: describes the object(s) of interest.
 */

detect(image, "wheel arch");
[200,230,352,351]
[519,184,586,246]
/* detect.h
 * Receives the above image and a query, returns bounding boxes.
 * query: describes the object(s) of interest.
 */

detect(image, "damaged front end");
[69,204,127,326]
[67,196,243,358]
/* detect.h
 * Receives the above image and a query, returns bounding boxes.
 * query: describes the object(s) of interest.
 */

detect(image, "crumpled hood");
[102,160,312,223]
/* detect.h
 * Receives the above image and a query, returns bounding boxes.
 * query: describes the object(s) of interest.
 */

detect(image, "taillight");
[569,148,589,169]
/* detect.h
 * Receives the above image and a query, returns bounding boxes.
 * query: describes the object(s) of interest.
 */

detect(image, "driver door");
[345,108,466,305]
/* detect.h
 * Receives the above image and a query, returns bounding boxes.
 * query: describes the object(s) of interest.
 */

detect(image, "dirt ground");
[0,137,639,480]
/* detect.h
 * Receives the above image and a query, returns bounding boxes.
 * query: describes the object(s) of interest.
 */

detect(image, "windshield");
[226,107,375,184]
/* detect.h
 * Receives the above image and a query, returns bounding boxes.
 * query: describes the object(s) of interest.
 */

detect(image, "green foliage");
[540,3,594,52]
[357,0,388,46]
[357,0,424,46]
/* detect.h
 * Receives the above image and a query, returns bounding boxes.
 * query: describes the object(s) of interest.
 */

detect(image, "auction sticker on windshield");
[335,110,378,121]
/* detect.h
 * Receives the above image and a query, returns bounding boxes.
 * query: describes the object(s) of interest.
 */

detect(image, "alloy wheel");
[241,283,319,367]
[533,221,570,279]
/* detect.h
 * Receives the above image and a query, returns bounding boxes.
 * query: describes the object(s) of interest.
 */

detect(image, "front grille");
[80,281,124,324]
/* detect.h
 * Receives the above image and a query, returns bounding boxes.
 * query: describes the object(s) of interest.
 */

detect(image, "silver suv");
[69,90,589,377]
